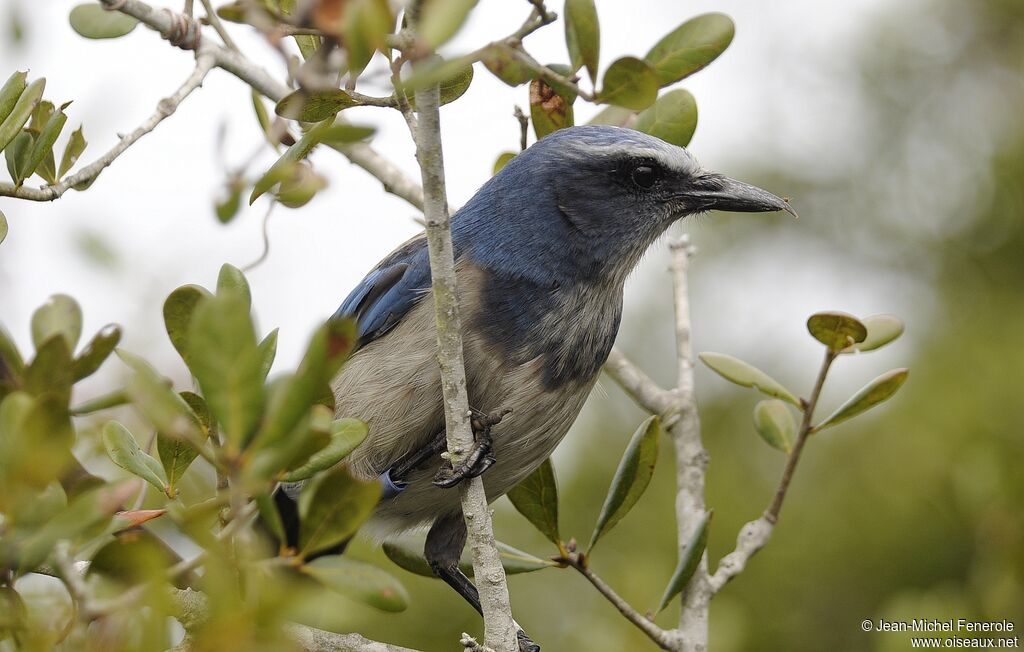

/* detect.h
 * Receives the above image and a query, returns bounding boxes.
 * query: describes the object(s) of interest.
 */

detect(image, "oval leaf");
[698,352,799,406]
[298,466,380,557]
[302,556,409,612]
[588,415,661,552]
[644,13,735,86]
[186,293,265,450]
[0,209,7,246]
[102,421,167,492]
[507,458,560,545]
[814,369,909,432]
[275,89,361,122]
[564,0,600,84]
[163,284,212,367]
[656,510,711,612]
[492,151,515,175]
[216,263,251,309]
[382,535,553,577]
[58,125,86,179]
[30,294,82,352]
[69,4,139,39]
[807,311,867,352]
[481,46,533,87]
[72,324,121,381]
[597,57,659,110]
[530,77,574,139]
[843,314,904,353]
[634,89,697,148]
[0,77,43,154]
[282,418,368,482]
[752,399,795,453]
[417,0,477,48]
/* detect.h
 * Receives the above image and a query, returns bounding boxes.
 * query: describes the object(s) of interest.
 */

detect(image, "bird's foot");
[517,629,541,652]
[432,408,511,488]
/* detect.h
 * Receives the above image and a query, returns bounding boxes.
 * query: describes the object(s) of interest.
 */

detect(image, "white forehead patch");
[564,139,701,175]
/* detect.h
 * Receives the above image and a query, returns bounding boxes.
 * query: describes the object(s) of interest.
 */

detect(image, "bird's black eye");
[631,163,660,189]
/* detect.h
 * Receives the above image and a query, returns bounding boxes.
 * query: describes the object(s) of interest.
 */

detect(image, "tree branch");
[410,63,518,652]
[603,347,675,417]
[0,50,215,201]
[560,552,674,650]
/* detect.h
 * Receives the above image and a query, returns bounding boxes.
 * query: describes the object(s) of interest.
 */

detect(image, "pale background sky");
[0,0,920,418]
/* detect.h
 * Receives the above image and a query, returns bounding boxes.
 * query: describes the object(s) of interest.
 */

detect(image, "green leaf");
[23,336,73,405]
[814,369,909,432]
[256,492,287,544]
[634,89,697,148]
[507,458,560,545]
[30,294,82,353]
[382,536,554,578]
[71,323,121,380]
[752,399,796,453]
[298,466,380,557]
[186,293,265,451]
[252,319,356,450]
[275,163,327,208]
[318,124,376,146]
[493,151,515,175]
[656,510,711,612]
[644,13,735,86]
[0,77,43,154]
[530,78,574,139]
[342,0,393,75]
[588,415,661,551]
[257,328,279,380]
[597,56,659,110]
[118,350,206,443]
[0,323,24,380]
[217,263,251,310]
[250,124,328,204]
[163,284,212,367]
[301,556,409,612]
[417,0,477,48]
[5,130,33,185]
[157,430,200,495]
[401,58,475,108]
[698,352,800,406]
[102,421,168,492]
[58,125,86,179]
[0,71,28,127]
[807,311,867,352]
[244,402,332,482]
[69,3,139,39]
[215,179,243,223]
[0,209,7,246]
[294,34,321,60]
[275,90,362,122]
[564,0,600,84]
[0,393,74,489]
[481,46,533,87]
[70,389,128,416]
[25,107,66,181]
[843,314,904,353]
[283,418,368,482]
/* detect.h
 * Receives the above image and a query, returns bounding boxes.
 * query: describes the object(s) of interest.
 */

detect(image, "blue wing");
[332,234,432,350]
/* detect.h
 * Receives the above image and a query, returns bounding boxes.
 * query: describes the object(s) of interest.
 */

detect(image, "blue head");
[453,125,793,286]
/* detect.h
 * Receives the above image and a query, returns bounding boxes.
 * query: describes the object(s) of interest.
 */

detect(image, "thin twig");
[0,51,216,201]
[603,347,675,417]
[242,203,276,272]
[199,0,241,52]
[559,553,674,650]
[513,106,528,152]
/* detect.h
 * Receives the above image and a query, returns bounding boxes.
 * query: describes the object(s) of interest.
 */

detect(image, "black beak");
[682,173,797,218]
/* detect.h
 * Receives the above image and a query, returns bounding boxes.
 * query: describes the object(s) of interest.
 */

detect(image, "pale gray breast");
[334,261,611,538]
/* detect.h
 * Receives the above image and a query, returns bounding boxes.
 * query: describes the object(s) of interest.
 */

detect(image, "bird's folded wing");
[333,234,432,350]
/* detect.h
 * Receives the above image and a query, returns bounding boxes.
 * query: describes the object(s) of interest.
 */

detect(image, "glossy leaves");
[699,352,800,406]
[815,369,909,432]
[507,458,560,546]
[564,0,600,84]
[598,57,659,110]
[301,556,409,612]
[843,314,905,353]
[644,13,734,86]
[589,415,661,552]
[69,4,139,39]
[634,89,698,148]
[753,399,796,453]
[282,418,368,482]
[807,312,867,352]
[163,284,212,367]
[298,466,380,557]
[656,510,711,612]
[30,294,82,352]
[102,421,168,493]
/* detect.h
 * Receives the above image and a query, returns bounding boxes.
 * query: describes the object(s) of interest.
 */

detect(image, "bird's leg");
[433,408,512,488]
[425,512,540,652]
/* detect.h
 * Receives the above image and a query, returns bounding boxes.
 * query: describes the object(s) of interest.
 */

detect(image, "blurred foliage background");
[2,0,1022,650]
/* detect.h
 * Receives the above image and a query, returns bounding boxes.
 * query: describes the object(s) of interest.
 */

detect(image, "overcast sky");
[0,0,916,410]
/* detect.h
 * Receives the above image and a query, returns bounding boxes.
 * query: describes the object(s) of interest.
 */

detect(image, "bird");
[276,125,793,650]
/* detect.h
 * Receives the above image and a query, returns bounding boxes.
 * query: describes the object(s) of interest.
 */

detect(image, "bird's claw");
[432,408,510,489]
[517,629,540,652]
